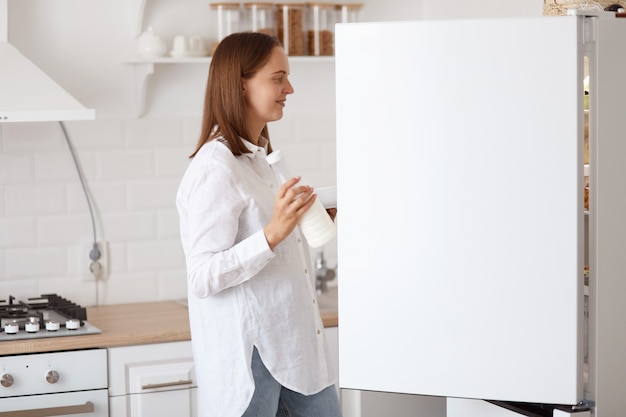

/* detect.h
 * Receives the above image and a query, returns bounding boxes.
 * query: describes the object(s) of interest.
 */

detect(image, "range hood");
[0,0,95,123]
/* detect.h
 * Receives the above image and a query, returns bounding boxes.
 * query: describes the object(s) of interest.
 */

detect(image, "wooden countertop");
[1,300,338,355]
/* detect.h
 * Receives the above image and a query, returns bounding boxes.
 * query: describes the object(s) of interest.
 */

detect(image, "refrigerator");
[335,11,626,417]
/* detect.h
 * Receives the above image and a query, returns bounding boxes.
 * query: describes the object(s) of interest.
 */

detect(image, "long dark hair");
[190,32,281,158]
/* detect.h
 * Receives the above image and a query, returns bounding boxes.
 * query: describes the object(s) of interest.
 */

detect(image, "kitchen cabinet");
[108,331,338,416]
[335,11,626,417]
[108,340,197,417]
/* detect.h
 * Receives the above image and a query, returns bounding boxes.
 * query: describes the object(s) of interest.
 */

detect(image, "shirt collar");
[242,136,269,159]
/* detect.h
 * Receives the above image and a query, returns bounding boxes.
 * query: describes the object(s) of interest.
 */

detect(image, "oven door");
[0,389,109,417]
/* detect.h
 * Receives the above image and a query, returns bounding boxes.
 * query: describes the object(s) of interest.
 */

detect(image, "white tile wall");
[0,90,338,308]
[1,110,336,306]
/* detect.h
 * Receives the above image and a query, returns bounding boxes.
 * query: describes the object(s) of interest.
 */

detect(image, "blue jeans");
[242,347,343,417]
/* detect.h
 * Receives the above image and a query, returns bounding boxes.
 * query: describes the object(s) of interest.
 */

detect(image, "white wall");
[0,0,542,306]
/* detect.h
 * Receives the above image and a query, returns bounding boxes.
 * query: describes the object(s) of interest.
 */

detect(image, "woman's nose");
[285,80,294,94]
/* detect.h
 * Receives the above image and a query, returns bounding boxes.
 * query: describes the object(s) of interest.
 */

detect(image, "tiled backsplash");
[0,111,338,306]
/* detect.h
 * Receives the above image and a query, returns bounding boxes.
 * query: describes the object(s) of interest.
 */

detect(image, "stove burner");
[0,294,101,341]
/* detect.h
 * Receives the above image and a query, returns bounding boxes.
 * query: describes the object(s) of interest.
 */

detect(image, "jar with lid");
[306,2,335,56]
[276,3,307,56]
[243,2,277,37]
[209,2,242,54]
[336,3,363,24]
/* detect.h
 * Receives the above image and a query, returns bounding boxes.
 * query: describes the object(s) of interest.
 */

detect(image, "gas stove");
[0,294,101,341]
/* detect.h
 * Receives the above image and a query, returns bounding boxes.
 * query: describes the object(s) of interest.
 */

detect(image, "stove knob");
[65,319,80,330]
[45,321,60,331]
[45,370,59,384]
[25,321,40,333]
[1,374,13,388]
[4,321,19,334]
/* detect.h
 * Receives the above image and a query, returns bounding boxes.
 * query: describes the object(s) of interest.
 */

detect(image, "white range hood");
[0,0,95,123]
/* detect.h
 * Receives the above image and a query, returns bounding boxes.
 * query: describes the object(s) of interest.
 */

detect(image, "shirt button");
[269,183,274,189]
[304,268,308,275]
[313,299,316,304]
[317,329,321,335]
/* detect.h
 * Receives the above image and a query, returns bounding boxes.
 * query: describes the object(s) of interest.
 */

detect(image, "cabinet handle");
[141,379,193,390]
[0,401,94,417]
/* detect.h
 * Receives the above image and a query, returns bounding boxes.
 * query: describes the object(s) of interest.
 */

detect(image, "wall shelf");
[125,56,334,116]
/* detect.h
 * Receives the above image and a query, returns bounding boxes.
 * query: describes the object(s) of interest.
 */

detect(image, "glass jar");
[306,2,335,56]
[243,2,277,37]
[209,2,242,54]
[276,3,307,56]
[336,3,362,24]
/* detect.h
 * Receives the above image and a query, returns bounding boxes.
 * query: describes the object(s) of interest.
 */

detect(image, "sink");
[316,286,338,312]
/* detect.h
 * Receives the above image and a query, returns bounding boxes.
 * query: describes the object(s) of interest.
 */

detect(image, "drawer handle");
[141,379,193,390]
[0,401,94,417]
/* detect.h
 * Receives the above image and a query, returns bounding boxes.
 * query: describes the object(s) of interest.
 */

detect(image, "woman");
[176,32,342,417]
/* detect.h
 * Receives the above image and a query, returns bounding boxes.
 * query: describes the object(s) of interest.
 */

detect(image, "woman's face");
[243,47,294,130]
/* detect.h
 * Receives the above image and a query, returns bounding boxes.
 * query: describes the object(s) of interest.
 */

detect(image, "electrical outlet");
[84,241,109,282]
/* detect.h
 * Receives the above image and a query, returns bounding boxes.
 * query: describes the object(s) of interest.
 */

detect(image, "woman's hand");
[264,176,316,250]
[326,208,337,221]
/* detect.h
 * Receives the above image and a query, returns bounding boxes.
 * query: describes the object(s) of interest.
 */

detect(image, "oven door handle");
[0,401,94,417]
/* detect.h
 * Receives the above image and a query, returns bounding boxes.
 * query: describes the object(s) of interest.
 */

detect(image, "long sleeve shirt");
[176,138,335,417]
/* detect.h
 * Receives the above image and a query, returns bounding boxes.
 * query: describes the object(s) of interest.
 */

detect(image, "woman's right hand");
[263,176,316,250]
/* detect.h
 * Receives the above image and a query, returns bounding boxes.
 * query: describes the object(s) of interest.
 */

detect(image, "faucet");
[315,250,336,293]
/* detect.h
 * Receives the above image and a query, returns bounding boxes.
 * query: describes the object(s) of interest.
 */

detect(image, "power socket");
[84,241,109,281]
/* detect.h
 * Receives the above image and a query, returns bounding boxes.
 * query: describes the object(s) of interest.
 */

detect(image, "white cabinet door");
[336,16,585,405]
[108,341,197,417]
[129,388,197,417]
[127,358,197,417]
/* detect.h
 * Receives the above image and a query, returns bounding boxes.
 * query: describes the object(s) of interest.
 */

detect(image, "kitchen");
[2,0,625,416]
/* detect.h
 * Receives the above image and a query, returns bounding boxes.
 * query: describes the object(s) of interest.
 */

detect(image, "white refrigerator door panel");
[336,17,584,405]
[589,17,626,417]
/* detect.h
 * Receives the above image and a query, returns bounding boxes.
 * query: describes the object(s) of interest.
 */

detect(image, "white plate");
[169,50,208,58]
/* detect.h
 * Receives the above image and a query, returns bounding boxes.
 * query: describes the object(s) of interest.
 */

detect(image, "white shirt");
[176,138,335,417]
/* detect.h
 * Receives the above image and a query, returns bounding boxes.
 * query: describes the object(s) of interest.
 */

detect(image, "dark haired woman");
[176,32,342,417]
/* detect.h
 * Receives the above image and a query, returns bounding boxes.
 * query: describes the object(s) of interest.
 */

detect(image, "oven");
[0,349,109,417]
[0,294,108,416]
